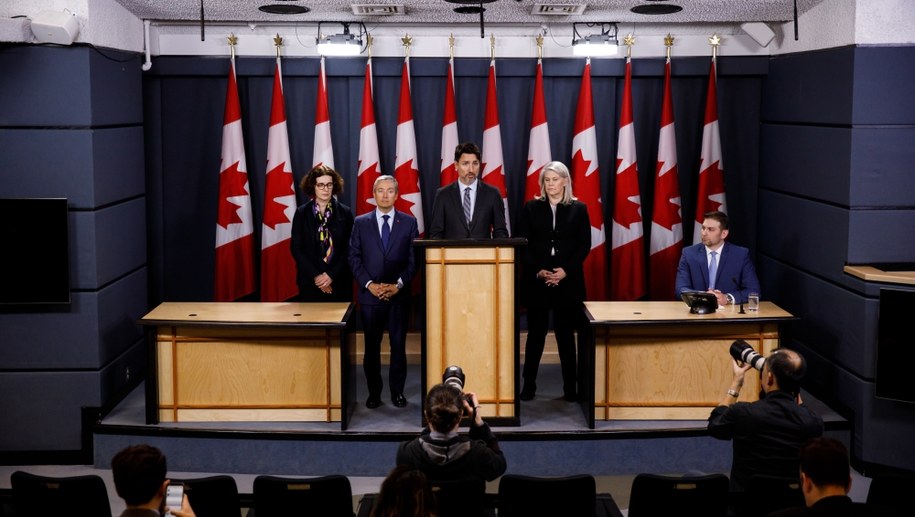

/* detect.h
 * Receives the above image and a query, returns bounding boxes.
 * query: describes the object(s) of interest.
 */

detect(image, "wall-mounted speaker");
[740,22,775,48]
[30,10,80,45]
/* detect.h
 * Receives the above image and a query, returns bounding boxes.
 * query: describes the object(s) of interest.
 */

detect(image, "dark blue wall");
[0,44,148,453]
[759,45,915,472]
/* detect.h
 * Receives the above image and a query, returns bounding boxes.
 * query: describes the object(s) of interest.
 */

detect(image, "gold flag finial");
[624,33,635,58]
[228,33,238,59]
[709,33,721,59]
[536,34,544,61]
[402,33,412,57]
[490,33,496,60]
[273,33,283,58]
[367,34,373,59]
[664,33,674,60]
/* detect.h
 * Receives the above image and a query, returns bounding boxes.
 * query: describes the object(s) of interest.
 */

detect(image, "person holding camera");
[708,346,824,494]
[111,444,196,517]
[395,383,507,482]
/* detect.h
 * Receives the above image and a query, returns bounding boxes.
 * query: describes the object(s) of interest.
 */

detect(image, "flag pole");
[273,33,282,59]
[665,33,673,60]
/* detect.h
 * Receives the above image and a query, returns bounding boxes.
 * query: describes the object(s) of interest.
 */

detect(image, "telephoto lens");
[442,365,465,390]
[729,339,766,371]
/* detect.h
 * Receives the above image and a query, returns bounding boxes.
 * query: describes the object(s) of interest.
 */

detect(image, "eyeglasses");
[315,183,334,190]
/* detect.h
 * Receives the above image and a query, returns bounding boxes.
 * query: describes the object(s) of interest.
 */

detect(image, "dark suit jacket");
[348,209,418,306]
[290,198,353,302]
[428,180,509,239]
[517,198,591,308]
[675,241,760,304]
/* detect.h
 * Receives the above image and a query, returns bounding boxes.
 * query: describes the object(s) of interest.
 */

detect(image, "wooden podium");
[415,239,525,426]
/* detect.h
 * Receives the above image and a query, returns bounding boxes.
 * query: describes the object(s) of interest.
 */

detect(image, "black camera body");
[443,365,474,406]
[729,339,765,371]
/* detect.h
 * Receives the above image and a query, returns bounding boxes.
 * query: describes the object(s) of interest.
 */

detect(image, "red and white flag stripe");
[214,56,255,301]
[393,56,425,235]
[525,57,551,201]
[440,55,459,186]
[313,56,334,169]
[693,57,727,243]
[481,58,510,234]
[570,60,608,301]
[649,57,683,300]
[610,56,646,301]
[260,58,298,302]
[356,57,380,216]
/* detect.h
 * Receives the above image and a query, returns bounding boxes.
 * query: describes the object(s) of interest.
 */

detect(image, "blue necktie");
[463,187,472,224]
[381,214,391,251]
[709,250,718,290]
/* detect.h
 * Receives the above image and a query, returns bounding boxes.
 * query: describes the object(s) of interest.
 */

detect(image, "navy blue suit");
[675,242,760,304]
[348,209,418,398]
[428,180,509,239]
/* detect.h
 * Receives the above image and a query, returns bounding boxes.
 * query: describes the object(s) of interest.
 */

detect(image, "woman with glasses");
[291,164,354,302]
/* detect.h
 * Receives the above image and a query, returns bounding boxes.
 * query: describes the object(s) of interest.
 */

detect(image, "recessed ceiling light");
[631,4,683,15]
[258,4,311,15]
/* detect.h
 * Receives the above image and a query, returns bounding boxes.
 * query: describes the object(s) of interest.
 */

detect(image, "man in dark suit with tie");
[349,175,419,409]
[428,142,509,239]
[675,210,760,306]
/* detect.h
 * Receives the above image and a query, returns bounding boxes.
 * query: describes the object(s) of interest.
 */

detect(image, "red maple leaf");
[571,149,603,224]
[653,161,681,231]
[262,162,293,230]
[216,161,248,229]
[613,158,642,227]
[697,161,725,213]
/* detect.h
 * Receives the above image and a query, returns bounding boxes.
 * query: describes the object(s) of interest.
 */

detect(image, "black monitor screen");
[0,198,71,305]
[876,288,915,403]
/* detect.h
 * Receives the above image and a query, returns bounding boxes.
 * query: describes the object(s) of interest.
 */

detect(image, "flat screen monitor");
[0,198,71,305]
[876,287,915,403]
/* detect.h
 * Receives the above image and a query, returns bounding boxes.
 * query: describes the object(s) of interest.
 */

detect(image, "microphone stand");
[734,276,746,314]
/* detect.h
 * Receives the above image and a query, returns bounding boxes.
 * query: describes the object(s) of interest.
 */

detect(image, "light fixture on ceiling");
[572,22,618,57]
[316,21,366,56]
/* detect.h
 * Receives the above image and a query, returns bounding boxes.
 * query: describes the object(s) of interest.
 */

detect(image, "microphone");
[733,276,745,314]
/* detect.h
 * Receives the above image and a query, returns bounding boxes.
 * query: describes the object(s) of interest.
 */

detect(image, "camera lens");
[729,339,765,371]
[442,365,465,390]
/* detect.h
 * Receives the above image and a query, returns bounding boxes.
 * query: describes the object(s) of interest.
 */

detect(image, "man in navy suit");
[428,142,509,239]
[675,211,760,306]
[349,175,419,409]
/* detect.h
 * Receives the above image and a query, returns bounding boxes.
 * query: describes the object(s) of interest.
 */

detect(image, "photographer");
[395,383,507,482]
[708,346,824,493]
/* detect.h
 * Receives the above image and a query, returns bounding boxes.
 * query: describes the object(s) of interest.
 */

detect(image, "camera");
[729,339,765,371]
[443,365,474,406]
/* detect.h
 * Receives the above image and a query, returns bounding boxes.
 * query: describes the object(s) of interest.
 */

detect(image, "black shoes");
[366,396,382,409]
[520,381,536,401]
[391,393,407,408]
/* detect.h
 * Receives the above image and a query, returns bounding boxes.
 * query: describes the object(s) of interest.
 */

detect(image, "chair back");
[741,474,804,516]
[170,475,241,517]
[253,474,354,517]
[627,473,729,517]
[498,474,597,517]
[866,473,915,514]
[10,470,112,517]
[430,477,488,517]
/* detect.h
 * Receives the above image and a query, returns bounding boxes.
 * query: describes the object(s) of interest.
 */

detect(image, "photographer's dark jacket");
[395,422,507,482]
[708,390,824,491]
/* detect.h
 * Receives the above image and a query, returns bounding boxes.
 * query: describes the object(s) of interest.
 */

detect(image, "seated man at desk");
[675,210,760,306]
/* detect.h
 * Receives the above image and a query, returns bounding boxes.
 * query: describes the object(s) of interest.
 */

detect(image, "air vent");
[532,3,587,16]
[352,4,405,16]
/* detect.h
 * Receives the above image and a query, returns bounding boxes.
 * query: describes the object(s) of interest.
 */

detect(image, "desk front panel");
[155,326,342,422]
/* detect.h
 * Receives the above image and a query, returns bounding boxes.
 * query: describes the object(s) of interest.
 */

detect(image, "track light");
[572,22,619,57]
[316,21,366,56]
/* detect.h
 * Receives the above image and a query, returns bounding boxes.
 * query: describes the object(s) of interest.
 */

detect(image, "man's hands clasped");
[368,282,400,301]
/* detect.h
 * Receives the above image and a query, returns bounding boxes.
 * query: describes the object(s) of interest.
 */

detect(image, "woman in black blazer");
[290,165,354,302]
[517,161,592,401]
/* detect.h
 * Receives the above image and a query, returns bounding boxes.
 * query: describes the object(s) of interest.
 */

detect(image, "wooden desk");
[139,302,356,428]
[585,301,795,427]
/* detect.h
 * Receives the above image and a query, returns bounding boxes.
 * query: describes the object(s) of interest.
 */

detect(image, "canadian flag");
[440,55,459,186]
[649,57,684,300]
[214,56,255,301]
[356,57,380,216]
[313,56,334,169]
[693,57,727,243]
[570,60,608,301]
[393,56,425,236]
[525,57,551,201]
[611,56,646,301]
[481,57,510,234]
[259,58,298,302]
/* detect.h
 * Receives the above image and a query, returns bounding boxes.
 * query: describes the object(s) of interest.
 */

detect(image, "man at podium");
[428,142,509,239]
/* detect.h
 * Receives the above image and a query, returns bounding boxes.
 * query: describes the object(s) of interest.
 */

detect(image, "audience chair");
[866,472,915,514]
[627,473,729,517]
[429,477,490,517]
[253,474,354,517]
[498,474,598,517]
[740,474,804,516]
[169,475,241,517]
[10,470,112,517]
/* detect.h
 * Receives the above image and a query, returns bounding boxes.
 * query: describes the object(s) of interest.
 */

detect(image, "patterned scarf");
[315,201,334,263]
